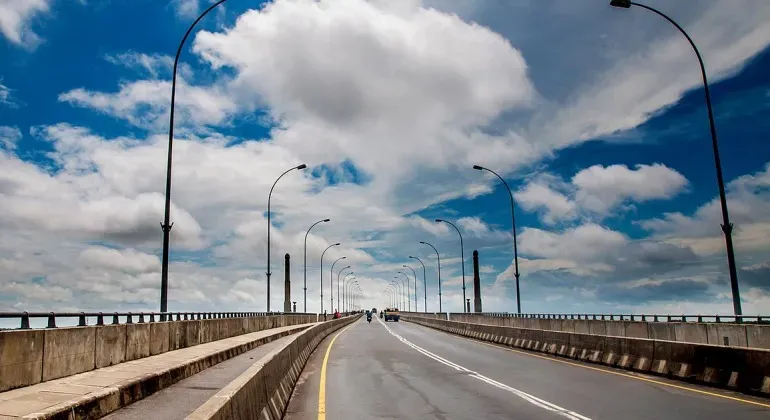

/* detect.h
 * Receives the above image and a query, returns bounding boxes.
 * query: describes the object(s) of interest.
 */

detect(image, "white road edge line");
[376,317,592,420]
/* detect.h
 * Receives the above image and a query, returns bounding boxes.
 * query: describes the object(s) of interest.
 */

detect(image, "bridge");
[0,311,768,419]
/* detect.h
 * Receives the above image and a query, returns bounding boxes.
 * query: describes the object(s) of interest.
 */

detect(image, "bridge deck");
[0,323,313,419]
[286,317,770,420]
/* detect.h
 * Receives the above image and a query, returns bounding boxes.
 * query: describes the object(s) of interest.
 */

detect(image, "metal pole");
[397,273,410,311]
[267,164,306,312]
[610,0,741,316]
[410,256,427,313]
[304,218,329,313]
[162,0,229,317]
[473,166,520,313]
[337,266,351,311]
[330,257,345,312]
[420,242,442,313]
[343,274,354,312]
[436,219,466,312]
[403,265,418,312]
[320,243,340,315]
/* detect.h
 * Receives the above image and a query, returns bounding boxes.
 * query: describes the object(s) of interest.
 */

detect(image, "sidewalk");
[0,323,315,419]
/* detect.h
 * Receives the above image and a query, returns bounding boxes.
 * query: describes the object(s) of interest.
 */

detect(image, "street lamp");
[409,256,428,313]
[330,257,346,312]
[436,219,467,312]
[266,164,308,312]
[609,1,742,317]
[304,218,330,312]
[320,243,340,314]
[420,241,442,313]
[473,165,521,314]
[337,265,351,311]
[403,265,418,312]
[162,0,231,316]
[390,280,403,310]
[397,272,411,311]
[343,275,356,311]
[385,285,394,308]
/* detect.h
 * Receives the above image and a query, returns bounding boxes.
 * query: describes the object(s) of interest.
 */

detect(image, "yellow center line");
[317,322,356,420]
[434,324,770,409]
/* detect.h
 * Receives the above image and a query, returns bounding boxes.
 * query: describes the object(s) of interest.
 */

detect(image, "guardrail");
[0,311,316,329]
[476,313,769,323]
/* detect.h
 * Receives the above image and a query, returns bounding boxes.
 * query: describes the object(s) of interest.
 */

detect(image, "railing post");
[20,311,30,329]
[150,313,155,322]
[47,312,56,328]
[78,312,87,326]
[97,312,104,325]
[112,313,120,325]
[126,313,133,324]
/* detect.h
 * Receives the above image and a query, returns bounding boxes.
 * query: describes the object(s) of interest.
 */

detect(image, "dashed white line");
[377,317,593,420]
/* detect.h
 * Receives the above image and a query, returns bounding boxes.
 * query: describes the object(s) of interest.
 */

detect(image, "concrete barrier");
[435,313,770,350]
[0,314,316,392]
[187,315,359,420]
[402,316,770,396]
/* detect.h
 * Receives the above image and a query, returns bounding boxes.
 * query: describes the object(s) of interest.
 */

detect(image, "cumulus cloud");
[0,126,21,150]
[0,0,49,48]
[0,81,18,107]
[515,164,688,224]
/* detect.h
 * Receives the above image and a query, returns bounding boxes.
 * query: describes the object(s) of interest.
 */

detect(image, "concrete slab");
[0,329,44,392]
[42,327,96,381]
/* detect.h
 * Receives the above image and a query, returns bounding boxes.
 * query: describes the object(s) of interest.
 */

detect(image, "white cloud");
[457,217,489,237]
[173,0,201,19]
[0,81,18,107]
[515,164,688,224]
[641,162,770,256]
[515,176,577,225]
[0,0,49,48]
[520,223,627,262]
[572,164,689,214]
[0,125,21,150]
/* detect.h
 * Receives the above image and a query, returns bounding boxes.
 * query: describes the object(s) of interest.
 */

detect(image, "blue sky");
[1,0,769,319]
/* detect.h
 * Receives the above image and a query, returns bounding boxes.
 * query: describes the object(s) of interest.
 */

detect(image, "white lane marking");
[377,318,592,420]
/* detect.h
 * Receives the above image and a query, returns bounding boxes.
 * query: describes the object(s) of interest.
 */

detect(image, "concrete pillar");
[284,253,291,313]
[473,250,482,312]
[293,302,297,313]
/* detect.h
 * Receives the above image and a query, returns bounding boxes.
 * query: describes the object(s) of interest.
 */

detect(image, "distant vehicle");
[372,308,377,314]
[383,307,400,322]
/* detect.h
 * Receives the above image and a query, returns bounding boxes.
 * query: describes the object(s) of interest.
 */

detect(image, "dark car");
[372,308,377,314]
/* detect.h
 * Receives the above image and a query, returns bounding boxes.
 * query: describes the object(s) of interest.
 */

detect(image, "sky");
[1,0,769,320]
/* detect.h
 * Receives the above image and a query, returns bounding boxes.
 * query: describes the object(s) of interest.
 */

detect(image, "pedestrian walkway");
[0,323,314,419]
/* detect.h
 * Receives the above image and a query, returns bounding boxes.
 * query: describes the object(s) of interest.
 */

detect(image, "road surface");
[285,316,770,420]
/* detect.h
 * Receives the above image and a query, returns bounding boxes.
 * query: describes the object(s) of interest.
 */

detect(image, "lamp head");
[408,255,414,258]
[341,256,346,260]
[323,218,330,222]
[419,241,426,245]
[610,0,631,8]
[472,165,483,170]
[435,218,443,223]
[296,164,307,170]
[333,242,340,246]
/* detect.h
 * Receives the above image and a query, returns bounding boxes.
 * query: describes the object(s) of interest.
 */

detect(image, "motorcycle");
[366,315,372,323]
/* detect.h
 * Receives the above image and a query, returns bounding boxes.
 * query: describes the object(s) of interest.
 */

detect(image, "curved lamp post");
[266,164,307,312]
[320,243,340,314]
[384,286,394,308]
[436,219,467,312]
[397,272,411,312]
[337,265,352,311]
[472,165,521,314]
[420,241,442,313]
[343,274,355,311]
[344,279,357,312]
[162,0,232,316]
[403,265,418,312]
[390,280,403,310]
[330,257,346,312]
[609,0,741,317]
[409,256,428,313]
[304,218,329,312]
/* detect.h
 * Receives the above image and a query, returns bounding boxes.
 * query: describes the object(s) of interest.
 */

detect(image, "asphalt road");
[285,316,770,420]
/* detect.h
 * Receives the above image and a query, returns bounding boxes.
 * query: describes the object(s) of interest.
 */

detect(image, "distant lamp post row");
[609,0,741,316]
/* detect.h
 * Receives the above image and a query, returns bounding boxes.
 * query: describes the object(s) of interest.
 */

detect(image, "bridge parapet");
[0,312,316,392]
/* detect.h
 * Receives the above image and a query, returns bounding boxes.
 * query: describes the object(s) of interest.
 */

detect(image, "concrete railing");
[402,315,770,396]
[188,315,359,420]
[0,314,316,392]
[399,312,770,349]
